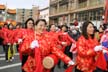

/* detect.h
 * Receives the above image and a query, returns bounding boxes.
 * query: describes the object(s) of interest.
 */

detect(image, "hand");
[8,43,11,45]
[61,42,67,46]
[94,45,103,52]
[30,40,39,49]
[18,39,22,44]
[68,61,75,66]
[103,50,107,53]
[72,43,76,48]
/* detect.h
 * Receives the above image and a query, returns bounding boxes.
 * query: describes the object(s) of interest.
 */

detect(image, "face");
[35,21,46,33]
[50,25,56,32]
[87,23,94,35]
[27,20,33,29]
[9,25,13,29]
[99,27,103,32]
[4,25,8,28]
[16,25,20,29]
[62,26,67,32]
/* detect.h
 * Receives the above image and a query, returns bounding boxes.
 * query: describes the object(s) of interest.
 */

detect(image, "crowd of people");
[0,18,108,72]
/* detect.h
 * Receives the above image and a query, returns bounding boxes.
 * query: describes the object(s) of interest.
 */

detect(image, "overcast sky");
[0,0,49,9]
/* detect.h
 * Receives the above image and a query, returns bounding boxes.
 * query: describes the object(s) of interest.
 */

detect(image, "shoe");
[12,57,14,60]
[10,59,13,62]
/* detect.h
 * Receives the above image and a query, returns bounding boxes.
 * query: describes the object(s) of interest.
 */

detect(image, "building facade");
[16,6,39,23]
[0,4,16,26]
[39,7,49,25]
[49,0,105,28]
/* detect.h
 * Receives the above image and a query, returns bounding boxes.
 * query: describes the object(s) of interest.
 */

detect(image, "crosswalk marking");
[0,57,5,60]
[0,63,21,70]
[0,53,19,56]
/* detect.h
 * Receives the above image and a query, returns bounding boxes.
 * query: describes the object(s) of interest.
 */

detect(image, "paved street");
[0,46,21,72]
[0,45,68,72]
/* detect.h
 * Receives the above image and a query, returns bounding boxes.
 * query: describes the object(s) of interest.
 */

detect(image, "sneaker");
[10,59,13,62]
[12,57,14,60]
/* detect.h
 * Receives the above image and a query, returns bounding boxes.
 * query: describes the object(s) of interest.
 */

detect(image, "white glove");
[94,45,103,52]
[8,43,11,45]
[30,40,39,49]
[103,50,107,53]
[68,61,75,66]
[18,39,23,44]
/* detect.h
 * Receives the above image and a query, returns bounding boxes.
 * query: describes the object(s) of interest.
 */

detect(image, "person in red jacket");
[57,25,76,68]
[21,19,75,72]
[75,21,107,72]
[4,24,15,62]
[1,24,8,52]
[13,23,22,52]
[14,18,34,72]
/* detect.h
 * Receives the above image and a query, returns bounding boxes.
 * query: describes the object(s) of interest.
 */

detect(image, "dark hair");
[82,21,94,39]
[25,18,34,28]
[60,25,68,30]
[35,19,47,26]
[49,24,56,29]
[94,26,99,32]
[3,23,8,27]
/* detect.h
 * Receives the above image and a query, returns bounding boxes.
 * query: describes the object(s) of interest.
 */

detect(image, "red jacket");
[58,31,75,51]
[6,29,15,44]
[76,36,107,72]
[21,32,71,72]
[2,28,8,44]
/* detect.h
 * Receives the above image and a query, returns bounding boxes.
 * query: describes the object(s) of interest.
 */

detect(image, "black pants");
[3,44,6,52]
[22,55,28,72]
[5,45,9,60]
[5,45,13,60]
[64,45,72,69]
[16,44,19,52]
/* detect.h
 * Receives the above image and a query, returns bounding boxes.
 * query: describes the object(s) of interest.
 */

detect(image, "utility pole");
[4,2,7,21]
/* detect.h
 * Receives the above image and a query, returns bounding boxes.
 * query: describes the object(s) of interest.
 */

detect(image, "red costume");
[2,27,8,45]
[6,29,15,44]
[48,31,62,49]
[58,31,75,51]
[76,36,107,72]
[20,32,71,72]
[14,28,34,60]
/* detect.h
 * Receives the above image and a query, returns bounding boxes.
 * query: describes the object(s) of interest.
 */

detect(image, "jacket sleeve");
[50,39,71,64]
[77,37,96,57]
[19,36,32,54]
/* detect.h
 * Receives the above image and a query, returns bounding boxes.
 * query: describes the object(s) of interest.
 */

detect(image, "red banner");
[104,0,108,24]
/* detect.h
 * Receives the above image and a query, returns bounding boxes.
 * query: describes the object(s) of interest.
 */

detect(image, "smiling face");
[50,25,56,32]
[35,21,46,33]
[27,20,34,29]
[87,23,94,35]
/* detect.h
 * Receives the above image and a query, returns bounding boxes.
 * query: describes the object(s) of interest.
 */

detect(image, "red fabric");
[74,21,78,26]
[65,66,74,72]
[95,52,107,70]
[21,32,71,72]
[58,31,75,51]
[76,36,98,72]
[48,31,62,48]
[6,29,15,44]
[104,0,108,24]
[18,29,34,60]
[35,48,43,72]
[2,28,8,44]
